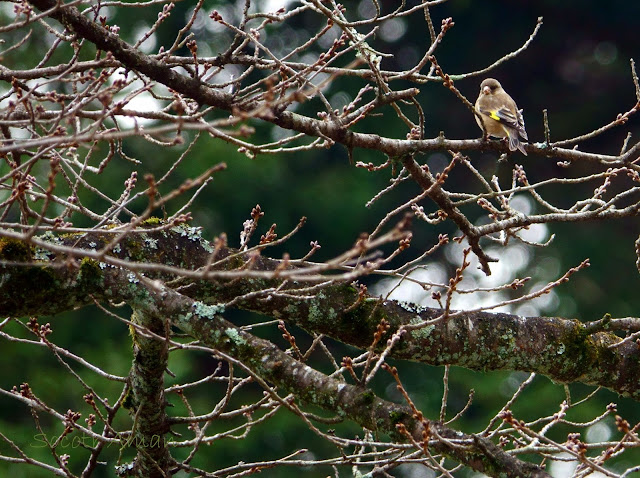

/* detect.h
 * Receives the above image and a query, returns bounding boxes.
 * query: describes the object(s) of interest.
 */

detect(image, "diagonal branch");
[118,272,551,478]
[400,153,496,275]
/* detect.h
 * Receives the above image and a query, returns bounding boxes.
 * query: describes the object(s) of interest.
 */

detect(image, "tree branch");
[1,229,637,401]
[26,0,640,166]
[118,271,552,478]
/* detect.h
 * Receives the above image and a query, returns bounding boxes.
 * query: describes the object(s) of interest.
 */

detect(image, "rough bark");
[1,229,637,402]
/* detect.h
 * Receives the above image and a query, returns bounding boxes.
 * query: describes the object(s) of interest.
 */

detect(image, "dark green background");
[1,0,639,476]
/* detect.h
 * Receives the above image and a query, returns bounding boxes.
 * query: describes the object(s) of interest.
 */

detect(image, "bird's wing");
[479,105,528,140]
[478,105,519,128]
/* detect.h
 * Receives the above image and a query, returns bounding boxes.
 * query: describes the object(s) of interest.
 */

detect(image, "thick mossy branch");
[0,229,638,401]
[122,277,550,478]
[127,309,173,477]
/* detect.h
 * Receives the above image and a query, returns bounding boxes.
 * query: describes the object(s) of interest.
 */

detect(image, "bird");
[475,78,528,155]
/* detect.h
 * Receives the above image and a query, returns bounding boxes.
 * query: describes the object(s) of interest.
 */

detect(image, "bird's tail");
[507,129,527,156]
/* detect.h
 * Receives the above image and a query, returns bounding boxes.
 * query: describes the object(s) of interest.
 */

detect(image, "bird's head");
[480,78,502,96]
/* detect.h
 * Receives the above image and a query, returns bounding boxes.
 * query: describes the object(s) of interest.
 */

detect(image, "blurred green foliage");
[1,0,639,476]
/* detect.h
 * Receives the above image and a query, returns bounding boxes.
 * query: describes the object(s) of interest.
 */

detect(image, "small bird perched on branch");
[475,78,528,155]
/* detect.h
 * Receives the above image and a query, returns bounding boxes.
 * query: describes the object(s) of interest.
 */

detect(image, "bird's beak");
[482,86,491,95]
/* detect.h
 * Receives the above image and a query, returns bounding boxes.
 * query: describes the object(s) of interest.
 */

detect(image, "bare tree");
[0,0,639,476]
